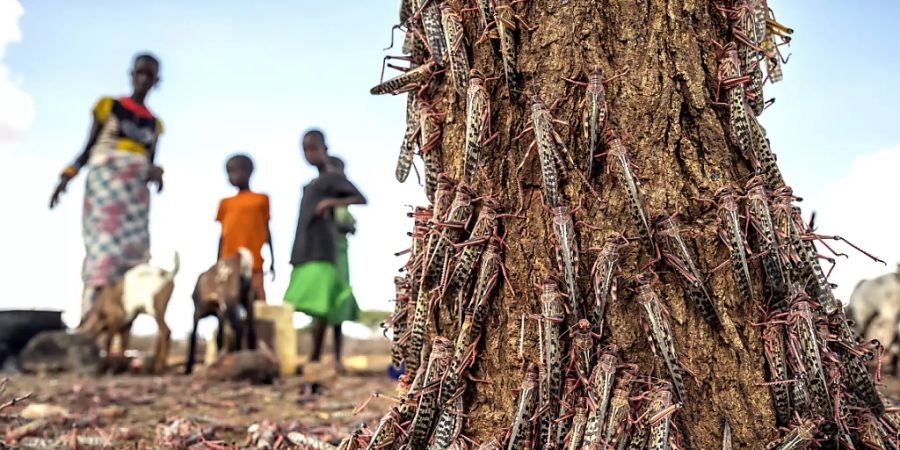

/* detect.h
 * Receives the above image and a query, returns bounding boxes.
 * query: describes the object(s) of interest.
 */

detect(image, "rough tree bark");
[364,0,891,449]
[452,1,775,447]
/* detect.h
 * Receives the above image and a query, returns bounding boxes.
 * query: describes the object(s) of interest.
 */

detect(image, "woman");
[49,53,165,316]
[284,130,366,373]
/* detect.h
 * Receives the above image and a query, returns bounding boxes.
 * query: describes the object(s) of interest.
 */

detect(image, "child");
[326,156,361,332]
[284,130,366,372]
[216,154,274,300]
[49,53,165,317]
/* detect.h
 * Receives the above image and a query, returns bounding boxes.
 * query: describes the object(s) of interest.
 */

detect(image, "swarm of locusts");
[350,0,898,449]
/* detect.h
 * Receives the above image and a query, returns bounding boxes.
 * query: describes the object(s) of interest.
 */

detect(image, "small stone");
[20,403,69,419]
[20,331,100,374]
[7,418,49,441]
[203,350,280,384]
[240,404,260,414]
[96,405,127,420]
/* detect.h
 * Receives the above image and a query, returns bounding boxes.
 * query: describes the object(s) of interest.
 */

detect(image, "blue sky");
[0,1,898,337]
[759,1,900,191]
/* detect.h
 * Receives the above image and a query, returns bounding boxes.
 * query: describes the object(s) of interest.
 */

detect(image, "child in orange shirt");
[216,154,274,300]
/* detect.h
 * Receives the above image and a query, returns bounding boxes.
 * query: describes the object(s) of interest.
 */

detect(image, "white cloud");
[806,145,900,302]
[0,0,22,54]
[0,0,33,142]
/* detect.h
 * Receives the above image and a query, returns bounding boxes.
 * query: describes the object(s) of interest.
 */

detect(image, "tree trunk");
[366,0,890,449]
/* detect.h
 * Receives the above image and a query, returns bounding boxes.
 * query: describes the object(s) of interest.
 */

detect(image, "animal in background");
[847,264,900,375]
[185,247,258,374]
[78,252,180,374]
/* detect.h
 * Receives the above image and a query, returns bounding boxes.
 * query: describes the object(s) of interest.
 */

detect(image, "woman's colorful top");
[91,96,163,158]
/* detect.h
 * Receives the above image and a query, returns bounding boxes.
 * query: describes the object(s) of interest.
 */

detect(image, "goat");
[847,264,900,375]
[185,248,258,375]
[78,252,180,374]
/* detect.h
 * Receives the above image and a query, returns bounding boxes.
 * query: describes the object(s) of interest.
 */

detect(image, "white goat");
[847,264,900,374]
[79,252,180,374]
[122,252,181,323]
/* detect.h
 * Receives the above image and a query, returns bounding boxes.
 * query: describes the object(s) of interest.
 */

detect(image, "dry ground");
[2,334,899,448]
[0,337,397,449]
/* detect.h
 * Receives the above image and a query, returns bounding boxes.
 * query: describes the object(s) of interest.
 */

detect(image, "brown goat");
[78,253,179,374]
[185,248,257,374]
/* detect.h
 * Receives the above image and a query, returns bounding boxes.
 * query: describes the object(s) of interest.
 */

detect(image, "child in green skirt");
[284,130,365,372]
[327,156,361,328]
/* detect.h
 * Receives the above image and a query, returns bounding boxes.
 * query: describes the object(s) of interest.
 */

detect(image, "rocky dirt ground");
[2,336,900,449]
[0,337,397,449]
